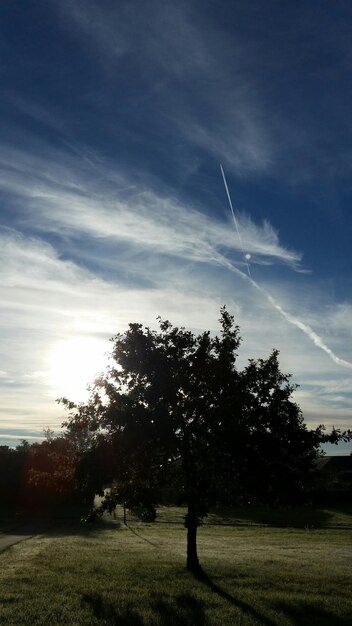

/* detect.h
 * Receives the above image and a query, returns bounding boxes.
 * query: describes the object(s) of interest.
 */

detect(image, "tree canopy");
[60,307,351,572]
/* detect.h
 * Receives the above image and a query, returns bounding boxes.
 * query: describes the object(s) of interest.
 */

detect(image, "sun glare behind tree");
[46,336,108,402]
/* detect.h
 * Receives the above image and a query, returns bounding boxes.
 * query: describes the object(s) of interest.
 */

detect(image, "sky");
[0,0,351,452]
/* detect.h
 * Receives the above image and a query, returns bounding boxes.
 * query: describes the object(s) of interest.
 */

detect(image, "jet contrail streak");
[225,260,352,369]
[257,283,352,370]
[220,163,251,277]
[219,166,352,370]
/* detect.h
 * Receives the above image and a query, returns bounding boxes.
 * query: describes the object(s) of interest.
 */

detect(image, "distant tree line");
[1,427,350,516]
[0,434,81,514]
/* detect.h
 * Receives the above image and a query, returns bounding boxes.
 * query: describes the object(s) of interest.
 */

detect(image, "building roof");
[316,456,352,472]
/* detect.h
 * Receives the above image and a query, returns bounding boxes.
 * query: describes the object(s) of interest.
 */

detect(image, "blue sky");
[0,0,351,452]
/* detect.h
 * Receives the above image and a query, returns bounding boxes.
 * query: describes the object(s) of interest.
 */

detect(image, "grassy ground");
[0,510,351,625]
[153,503,352,528]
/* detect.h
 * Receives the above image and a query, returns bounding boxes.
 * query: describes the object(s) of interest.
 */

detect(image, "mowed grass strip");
[154,504,352,528]
[0,520,351,625]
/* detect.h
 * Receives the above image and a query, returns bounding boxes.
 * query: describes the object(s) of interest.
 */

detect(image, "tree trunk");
[185,504,201,572]
[186,521,199,571]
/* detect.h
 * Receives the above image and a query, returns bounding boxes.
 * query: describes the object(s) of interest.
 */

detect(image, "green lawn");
[0,511,351,625]
[153,503,352,528]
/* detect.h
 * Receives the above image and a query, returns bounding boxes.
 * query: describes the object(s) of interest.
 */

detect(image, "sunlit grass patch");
[0,520,351,624]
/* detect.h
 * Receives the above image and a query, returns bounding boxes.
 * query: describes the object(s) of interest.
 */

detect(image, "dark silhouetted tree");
[60,308,351,572]
[23,433,79,510]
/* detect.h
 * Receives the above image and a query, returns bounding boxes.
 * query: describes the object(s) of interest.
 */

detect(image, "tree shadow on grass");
[81,592,143,625]
[193,568,352,626]
[1,513,124,541]
[193,566,276,626]
[125,523,160,547]
[276,601,352,626]
[81,591,206,625]
[208,505,335,529]
[151,592,206,625]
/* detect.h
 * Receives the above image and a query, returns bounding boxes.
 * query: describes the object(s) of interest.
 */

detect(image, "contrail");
[256,282,352,370]
[220,166,352,370]
[220,163,251,277]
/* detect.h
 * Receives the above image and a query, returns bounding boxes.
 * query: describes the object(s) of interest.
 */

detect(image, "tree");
[0,445,24,508]
[239,352,320,504]
[23,432,79,510]
[61,308,351,572]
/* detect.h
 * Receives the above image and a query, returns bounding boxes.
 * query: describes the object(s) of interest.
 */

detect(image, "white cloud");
[0,143,301,273]
[0,227,232,435]
[303,378,352,394]
[329,303,352,336]
[0,144,351,439]
[48,0,352,188]
[51,0,276,177]
[53,0,130,62]
[0,223,351,439]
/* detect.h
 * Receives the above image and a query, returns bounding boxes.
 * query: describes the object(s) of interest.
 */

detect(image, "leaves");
[61,307,351,518]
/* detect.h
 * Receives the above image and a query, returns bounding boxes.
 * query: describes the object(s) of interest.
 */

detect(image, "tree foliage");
[24,434,78,508]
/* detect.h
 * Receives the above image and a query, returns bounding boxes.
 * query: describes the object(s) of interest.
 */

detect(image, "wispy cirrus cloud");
[0,142,301,272]
[1,138,351,436]
[51,0,276,177]
[1,223,351,438]
[51,0,352,187]
[0,226,233,435]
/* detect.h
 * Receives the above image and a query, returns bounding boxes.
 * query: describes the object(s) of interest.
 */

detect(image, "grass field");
[0,507,351,625]
[153,503,352,528]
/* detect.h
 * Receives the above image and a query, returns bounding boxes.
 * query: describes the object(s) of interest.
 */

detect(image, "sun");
[46,336,108,402]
